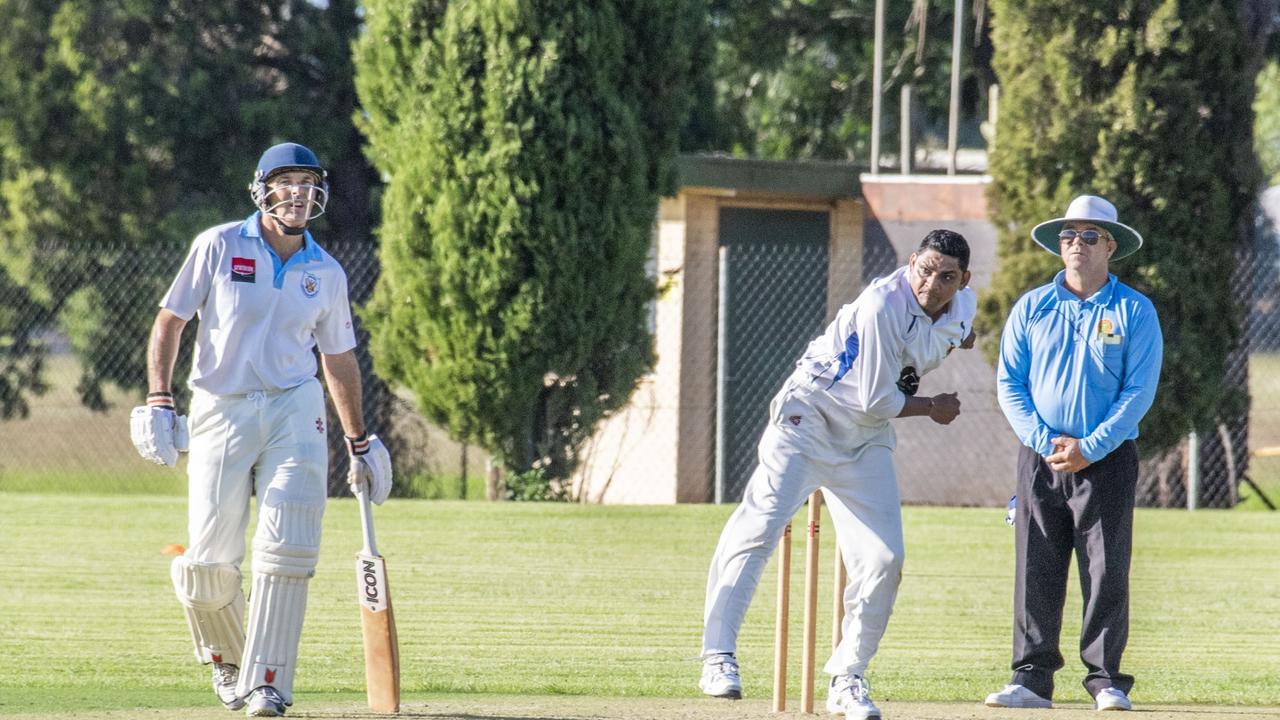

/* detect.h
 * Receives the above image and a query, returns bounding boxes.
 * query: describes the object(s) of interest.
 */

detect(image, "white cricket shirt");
[793,266,976,424]
[161,212,358,396]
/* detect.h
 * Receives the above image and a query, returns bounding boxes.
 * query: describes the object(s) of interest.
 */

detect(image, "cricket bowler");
[700,230,977,719]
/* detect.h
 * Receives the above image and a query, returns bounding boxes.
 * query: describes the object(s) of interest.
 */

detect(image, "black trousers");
[1010,440,1137,700]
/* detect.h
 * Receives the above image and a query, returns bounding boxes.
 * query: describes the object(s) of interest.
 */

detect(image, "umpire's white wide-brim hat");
[1031,195,1144,260]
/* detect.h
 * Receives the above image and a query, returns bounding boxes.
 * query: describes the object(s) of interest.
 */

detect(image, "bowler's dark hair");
[918,229,969,271]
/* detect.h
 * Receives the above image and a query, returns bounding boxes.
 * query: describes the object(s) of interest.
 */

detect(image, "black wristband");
[346,433,370,456]
[147,392,175,410]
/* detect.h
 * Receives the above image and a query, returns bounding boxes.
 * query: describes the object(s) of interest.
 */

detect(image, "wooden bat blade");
[357,552,400,713]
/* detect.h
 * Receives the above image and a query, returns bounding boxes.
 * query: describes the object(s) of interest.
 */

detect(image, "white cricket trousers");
[184,379,328,567]
[182,378,328,704]
[702,376,904,679]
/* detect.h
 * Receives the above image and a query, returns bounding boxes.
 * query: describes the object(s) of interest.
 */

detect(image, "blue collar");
[238,211,322,263]
[1052,270,1117,306]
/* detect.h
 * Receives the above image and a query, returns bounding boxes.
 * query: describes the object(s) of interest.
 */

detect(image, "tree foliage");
[0,0,373,416]
[355,0,703,484]
[1256,59,1280,185]
[704,0,994,161]
[978,0,1272,453]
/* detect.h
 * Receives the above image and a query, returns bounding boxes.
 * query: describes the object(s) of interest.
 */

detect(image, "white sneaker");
[245,686,287,717]
[985,684,1053,709]
[212,663,245,710]
[699,653,742,699]
[1095,687,1132,711]
[826,674,881,719]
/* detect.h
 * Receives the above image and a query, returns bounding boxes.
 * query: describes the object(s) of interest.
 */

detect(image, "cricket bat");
[355,482,400,713]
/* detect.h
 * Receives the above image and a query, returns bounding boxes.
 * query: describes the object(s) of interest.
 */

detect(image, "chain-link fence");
[0,235,483,500]
[1116,189,1280,509]
[716,208,832,501]
[2,190,1279,508]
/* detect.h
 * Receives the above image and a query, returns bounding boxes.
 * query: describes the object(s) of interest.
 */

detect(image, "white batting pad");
[236,572,309,705]
[251,501,323,578]
[235,499,322,704]
[170,557,246,665]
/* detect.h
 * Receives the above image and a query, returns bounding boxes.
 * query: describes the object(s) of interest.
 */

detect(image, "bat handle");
[355,481,379,557]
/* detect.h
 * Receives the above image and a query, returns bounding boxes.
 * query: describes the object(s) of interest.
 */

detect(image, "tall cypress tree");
[978,1,1273,493]
[355,1,702,490]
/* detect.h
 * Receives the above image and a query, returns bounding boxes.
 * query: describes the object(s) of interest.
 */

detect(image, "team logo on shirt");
[230,257,256,283]
[301,272,320,298]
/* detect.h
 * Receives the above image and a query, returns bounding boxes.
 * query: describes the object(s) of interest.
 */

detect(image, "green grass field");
[2,495,1279,719]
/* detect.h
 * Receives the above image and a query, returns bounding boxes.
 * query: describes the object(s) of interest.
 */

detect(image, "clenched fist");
[926,392,961,425]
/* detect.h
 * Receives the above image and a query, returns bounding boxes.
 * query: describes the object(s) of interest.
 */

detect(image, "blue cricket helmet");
[256,142,324,180]
[249,142,329,227]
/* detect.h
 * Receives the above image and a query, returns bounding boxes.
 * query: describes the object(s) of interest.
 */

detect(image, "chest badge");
[1097,318,1123,345]
[301,272,320,298]
[231,257,256,283]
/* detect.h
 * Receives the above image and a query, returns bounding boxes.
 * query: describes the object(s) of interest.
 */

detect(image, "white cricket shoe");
[1095,687,1132,711]
[826,674,881,719]
[985,684,1053,709]
[245,686,287,717]
[699,653,742,699]
[212,663,245,711]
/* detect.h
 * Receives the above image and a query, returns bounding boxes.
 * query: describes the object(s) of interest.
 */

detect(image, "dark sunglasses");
[1058,228,1106,246]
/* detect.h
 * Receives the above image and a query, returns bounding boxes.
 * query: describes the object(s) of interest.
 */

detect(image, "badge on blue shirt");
[1097,318,1122,345]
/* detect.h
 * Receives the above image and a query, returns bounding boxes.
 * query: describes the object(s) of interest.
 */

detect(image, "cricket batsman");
[700,230,976,719]
[130,142,393,717]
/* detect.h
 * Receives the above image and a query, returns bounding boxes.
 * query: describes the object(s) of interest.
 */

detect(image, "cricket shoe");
[985,684,1053,709]
[212,663,245,711]
[1094,687,1132,711]
[826,674,881,719]
[245,686,287,717]
[699,653,742,699]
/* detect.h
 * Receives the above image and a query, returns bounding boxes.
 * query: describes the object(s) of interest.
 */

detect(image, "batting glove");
[896,366,920,396]
[130,392,188,467]
[347,433,393,505]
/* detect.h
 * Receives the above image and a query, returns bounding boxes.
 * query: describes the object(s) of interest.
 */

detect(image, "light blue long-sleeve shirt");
[997,271,1163,462]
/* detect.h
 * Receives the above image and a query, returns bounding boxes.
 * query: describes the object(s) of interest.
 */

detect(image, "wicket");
[773,491,847,713]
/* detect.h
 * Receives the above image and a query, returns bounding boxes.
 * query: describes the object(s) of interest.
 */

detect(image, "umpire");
[985,196,1163,712]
